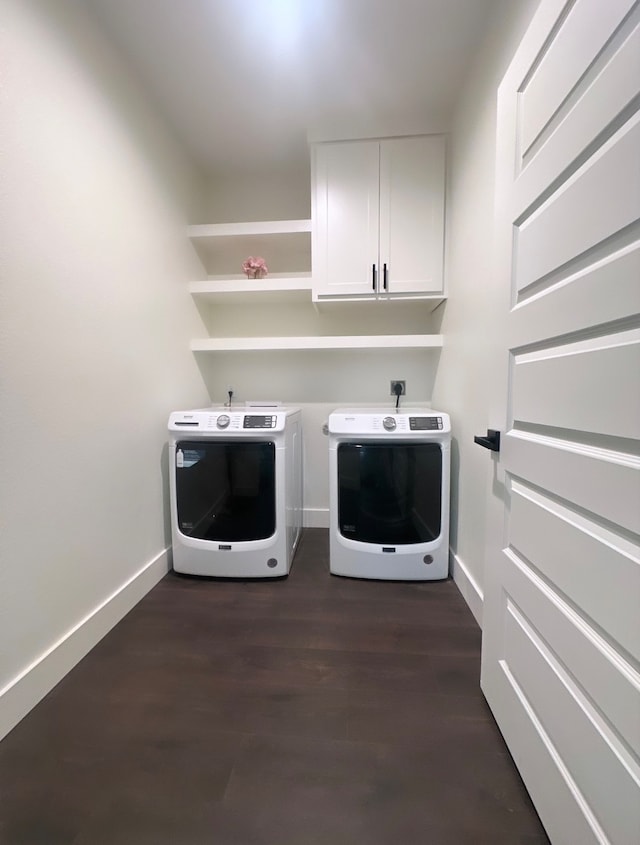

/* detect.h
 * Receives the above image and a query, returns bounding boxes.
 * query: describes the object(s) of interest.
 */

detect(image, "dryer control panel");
[168,407,300,435]
[328,408,451,437]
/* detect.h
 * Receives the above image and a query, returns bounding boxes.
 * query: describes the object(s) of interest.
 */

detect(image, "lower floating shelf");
[191,335,443,352]
[189,275,312,304]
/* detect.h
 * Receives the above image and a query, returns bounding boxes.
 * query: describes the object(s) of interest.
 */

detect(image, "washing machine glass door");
[175,440,275,541]
[337,442,442,545]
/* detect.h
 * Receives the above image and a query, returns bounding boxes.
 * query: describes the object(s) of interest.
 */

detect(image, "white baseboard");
[303,508,329,528]
[450,549,484,628]
[0,547,170,742]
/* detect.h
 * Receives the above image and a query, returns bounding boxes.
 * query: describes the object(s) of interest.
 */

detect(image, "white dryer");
[328,407,450,580]
[168,405,302,577]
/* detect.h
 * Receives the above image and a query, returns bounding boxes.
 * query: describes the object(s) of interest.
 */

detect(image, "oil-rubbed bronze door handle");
[474,429,501,452]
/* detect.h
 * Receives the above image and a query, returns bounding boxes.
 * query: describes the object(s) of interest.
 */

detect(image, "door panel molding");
[512,328,640,439]
[510,240,640,343]
[493,647,603,845]
[503,544,640,752]
[519,0,636,157]
[504,430,640,533]
[518,5,640,193]
[503,593,640,845]
[509,480,640,661]
[514,113,640,292]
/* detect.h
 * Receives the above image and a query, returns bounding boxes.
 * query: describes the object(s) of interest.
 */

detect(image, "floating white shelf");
[187,219,312,238]
[189,275,312,304]
[191,335,443,352]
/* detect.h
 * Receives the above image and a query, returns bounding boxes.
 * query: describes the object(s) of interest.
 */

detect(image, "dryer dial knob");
[383,416,397,431]
[216,414,230,429]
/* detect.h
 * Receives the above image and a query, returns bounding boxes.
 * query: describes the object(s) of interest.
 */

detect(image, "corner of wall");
[450,548,484,627]
[0,548,171,742]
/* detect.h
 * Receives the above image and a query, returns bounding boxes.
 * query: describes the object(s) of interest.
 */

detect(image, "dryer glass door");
[337,442,442,545]
[175,441,276,541]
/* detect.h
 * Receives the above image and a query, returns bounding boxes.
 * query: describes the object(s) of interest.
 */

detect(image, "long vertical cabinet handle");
[383,263,388,291]
[372,264,377,291]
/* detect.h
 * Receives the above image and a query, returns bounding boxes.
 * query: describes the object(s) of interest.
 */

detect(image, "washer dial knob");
[383,416,397,431]
[216,414,230,429]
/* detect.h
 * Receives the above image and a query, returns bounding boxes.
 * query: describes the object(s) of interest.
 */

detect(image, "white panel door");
[379,135,446,296]
[480,2,640,844]
[311,140,380,297]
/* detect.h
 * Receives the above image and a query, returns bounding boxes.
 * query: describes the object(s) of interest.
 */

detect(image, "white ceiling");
[85,0,501,175]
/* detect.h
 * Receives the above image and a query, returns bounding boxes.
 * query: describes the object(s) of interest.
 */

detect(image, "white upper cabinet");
[312,135,446,301]
[312,140,381,298]
[380,135,446,296]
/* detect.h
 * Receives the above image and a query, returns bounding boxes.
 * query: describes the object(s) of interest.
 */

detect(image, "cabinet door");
[379,135,445,296]
[312,141,380,298]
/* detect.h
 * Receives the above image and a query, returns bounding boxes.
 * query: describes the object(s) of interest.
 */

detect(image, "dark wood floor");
[0,529,550,845]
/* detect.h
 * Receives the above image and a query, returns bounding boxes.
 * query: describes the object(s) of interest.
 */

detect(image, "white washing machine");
[168,405,302,577]
[328,407,450,580]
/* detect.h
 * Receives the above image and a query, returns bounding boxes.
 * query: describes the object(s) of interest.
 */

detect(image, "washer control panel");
[169,408,290,433]
[409,416,444,430]
[243,415,277,429]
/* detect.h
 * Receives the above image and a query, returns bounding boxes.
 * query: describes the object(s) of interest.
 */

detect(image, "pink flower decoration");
[242,256,268,278]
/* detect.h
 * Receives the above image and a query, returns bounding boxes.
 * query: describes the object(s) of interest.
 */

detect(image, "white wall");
[0,0,209,739]
[198,167,311,224]
[431,0,540,624]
